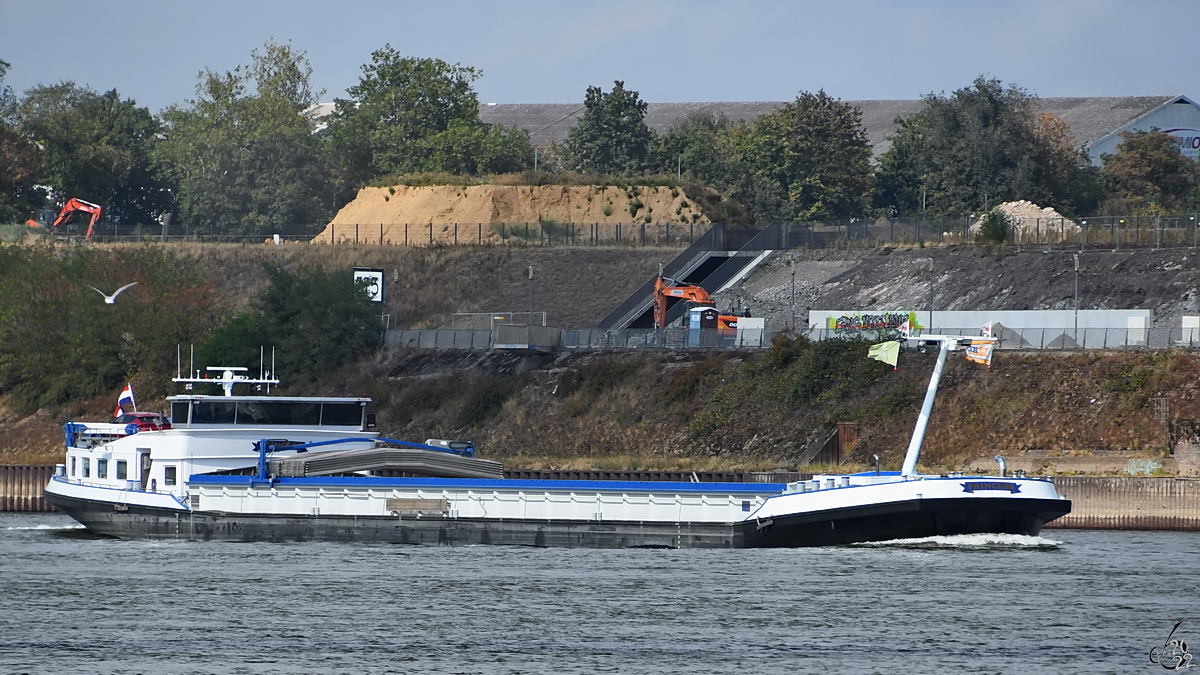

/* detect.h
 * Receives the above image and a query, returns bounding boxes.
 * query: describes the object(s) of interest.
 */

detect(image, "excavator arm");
[52,198,103,240]
[29,198,103,241]
[653,275,743,331]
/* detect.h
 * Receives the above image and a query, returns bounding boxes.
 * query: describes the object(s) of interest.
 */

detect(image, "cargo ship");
[43,336,1070,547]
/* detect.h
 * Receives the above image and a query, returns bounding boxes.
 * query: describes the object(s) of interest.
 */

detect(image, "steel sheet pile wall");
[1046,477,1200,531]
[0,465,55,512]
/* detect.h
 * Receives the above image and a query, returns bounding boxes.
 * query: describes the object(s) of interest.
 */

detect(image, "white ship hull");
[44,472,1070,548]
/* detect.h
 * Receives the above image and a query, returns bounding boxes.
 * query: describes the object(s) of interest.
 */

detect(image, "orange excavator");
[653,275,742,331]
[27,198,103,241]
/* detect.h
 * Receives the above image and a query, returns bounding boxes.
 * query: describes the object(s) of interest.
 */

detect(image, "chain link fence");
[74,212,1200,250]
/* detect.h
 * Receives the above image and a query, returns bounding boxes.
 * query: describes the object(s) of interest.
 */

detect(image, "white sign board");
[353,268,384,303]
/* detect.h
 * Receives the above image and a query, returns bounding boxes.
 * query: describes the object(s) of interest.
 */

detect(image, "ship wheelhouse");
[60,394,376,499]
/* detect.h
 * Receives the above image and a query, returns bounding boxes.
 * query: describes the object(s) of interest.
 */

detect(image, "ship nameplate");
[387,498,450,514]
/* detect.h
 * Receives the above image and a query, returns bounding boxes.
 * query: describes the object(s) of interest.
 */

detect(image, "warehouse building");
[478,95,1200,165]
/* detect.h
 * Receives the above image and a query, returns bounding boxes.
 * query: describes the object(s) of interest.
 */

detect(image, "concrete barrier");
[0,465,56,512]
[1045,476,1200,531]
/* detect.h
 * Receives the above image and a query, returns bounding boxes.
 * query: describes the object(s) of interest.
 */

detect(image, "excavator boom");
[30,198,103,240]
[653,275,744,331]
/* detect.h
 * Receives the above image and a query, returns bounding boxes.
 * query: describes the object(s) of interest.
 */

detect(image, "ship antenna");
[176,344,181,379]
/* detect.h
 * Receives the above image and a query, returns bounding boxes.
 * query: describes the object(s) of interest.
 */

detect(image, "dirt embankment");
[324,346,1200,475]
[317,185,708,244]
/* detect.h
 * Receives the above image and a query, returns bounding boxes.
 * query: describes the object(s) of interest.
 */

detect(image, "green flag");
[868,341,900,368]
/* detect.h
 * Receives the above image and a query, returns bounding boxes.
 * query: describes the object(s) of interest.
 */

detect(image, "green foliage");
[199,264,382,383]
[729,91,873,221]
[872,76,1101,218]
[0,246,219,414]
[15,83,167,227]
[1105,363,1151,392]
[152,40,329,234]
[782,338,889,407]
[648,94,872,224]
[0,61,43,223]
[321,45,532,202]
[975,208,1010,244]
[1100,130,1199,215]
[564,81,653,174]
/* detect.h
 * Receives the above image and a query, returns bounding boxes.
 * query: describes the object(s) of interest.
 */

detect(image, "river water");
[0,512,1194,674]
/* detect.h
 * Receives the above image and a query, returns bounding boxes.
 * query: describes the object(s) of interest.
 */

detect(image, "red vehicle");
[26,198,103,241]
[113,412,171,431]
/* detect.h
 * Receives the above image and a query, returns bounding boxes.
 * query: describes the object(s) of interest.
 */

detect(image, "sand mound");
[316,185,708,245]
[970,200,1078,240]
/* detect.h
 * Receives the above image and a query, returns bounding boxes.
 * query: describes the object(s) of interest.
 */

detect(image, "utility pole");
[790,265,796,331]
[928,258,934,333]
[1073,254,1080,344]
[528,265,535,326]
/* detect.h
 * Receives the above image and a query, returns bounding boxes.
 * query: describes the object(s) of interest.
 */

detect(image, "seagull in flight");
[87,282,137,305]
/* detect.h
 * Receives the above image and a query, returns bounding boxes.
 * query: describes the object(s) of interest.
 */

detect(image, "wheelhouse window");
[116,460,128,480]
[171,401,191,425]
[237,401,320,425]
[192,402,235,424]
[179,399,365,428]
[82,457,90,478]
[164,465,177,486]
[70,457,76,477]
[97,459,108,479]
[321,403,363,426]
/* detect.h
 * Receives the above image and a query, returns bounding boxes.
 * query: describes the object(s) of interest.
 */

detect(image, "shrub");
[976,208,1010,244]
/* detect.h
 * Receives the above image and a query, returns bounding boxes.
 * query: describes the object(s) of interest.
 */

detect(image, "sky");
[3,0,1199,113]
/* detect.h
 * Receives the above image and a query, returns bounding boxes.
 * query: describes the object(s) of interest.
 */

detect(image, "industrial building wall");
[1087,97,1200,163]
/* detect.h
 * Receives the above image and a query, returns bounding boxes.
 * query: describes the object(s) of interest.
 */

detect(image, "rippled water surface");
[1,513,1195,674]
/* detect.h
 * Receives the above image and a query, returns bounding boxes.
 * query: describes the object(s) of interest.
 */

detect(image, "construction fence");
[806,327,1200,350]
[384,327,774,351]
[79,212,1200,251]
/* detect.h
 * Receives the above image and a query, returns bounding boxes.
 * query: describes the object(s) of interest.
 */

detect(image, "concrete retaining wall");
[0,465,56,512]
[1045,476,1200,531]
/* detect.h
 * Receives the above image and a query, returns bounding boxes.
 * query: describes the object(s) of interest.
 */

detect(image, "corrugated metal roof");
[478,96,1185,157]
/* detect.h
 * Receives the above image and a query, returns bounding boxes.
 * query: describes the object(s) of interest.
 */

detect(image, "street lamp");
[1073,254,1080,345]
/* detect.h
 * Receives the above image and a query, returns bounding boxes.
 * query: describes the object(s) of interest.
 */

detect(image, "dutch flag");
[114,383,136,417]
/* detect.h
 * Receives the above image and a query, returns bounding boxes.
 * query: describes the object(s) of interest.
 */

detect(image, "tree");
[153,41,330,234]
[17,83,168,226]
[322,45,530,200]
[729,90,872,221]
[0,246,218,413]
[199,265,382,383]
[1100,130,1198,214]
[564,81,653,174]
[873,76,1099,217]
[0,60,43,222]
[652,112,734,185]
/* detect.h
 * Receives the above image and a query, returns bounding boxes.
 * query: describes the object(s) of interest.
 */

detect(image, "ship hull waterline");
[44,491,1071,548]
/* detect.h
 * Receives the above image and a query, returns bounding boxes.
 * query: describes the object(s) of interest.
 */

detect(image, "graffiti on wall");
[826,311,924,336]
